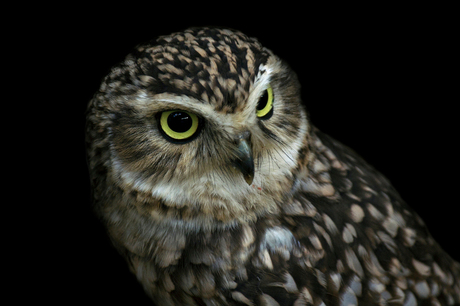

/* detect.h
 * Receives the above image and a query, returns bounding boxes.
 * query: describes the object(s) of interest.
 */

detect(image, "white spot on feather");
[350,204,364,223]
[367,203,384,221]
[261,226,296,254]
[232,291,254,306]
[259,293,280,306]
[345,248,364,277]
[413,281,430,299]
[261,249,273,270]
[340,288,358,306]
[323,213,339,235]
[402,228,417,247]
[267,272,299,293]
[403,291,417,306]
[343,223,356,244]
[412,258,431,277]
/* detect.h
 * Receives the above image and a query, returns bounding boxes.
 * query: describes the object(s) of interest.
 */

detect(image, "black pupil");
[257,90,269,110]
[167,112,192,133]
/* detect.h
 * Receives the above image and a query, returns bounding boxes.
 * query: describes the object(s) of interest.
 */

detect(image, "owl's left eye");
[159,110,201,143]
[256,85,274,120]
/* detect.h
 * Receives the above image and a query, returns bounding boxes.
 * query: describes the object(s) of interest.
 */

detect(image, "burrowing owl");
[86,27,460,305]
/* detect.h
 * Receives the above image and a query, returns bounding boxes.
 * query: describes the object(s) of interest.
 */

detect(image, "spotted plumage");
[86,28,460,305]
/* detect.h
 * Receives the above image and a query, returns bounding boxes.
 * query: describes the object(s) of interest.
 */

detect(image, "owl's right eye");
[159,110,201,143]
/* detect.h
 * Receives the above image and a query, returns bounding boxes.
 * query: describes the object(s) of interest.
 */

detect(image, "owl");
[86,28,460,305]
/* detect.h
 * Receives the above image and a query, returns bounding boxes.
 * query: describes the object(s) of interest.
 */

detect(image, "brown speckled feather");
[86,28,460,305]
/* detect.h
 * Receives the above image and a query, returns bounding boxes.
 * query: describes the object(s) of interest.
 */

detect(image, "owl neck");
[123,185,277,232]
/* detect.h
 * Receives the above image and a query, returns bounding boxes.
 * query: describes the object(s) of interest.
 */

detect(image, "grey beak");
[233,132,254,185]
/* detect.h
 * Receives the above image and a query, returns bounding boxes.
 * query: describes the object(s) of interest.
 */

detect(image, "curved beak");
[233,133,254,185]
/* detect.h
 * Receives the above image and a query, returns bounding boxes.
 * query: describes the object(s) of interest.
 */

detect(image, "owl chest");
[130,221,301,304]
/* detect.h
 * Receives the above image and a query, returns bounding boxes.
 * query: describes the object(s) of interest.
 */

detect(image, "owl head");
[86,28,310,228]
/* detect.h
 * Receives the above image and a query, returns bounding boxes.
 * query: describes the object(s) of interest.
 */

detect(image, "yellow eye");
[159,110,200,142]
[256,85,274,119]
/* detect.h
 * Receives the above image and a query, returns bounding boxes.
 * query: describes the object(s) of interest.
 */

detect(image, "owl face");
[89,28,309,226]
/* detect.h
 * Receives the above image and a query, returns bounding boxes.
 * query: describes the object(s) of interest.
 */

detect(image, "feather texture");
[86,27,460,305]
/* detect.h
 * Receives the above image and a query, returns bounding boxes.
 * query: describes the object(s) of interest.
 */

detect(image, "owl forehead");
[132,28,271,113]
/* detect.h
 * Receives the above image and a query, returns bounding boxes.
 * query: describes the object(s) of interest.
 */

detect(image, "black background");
[39,5,457,304]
